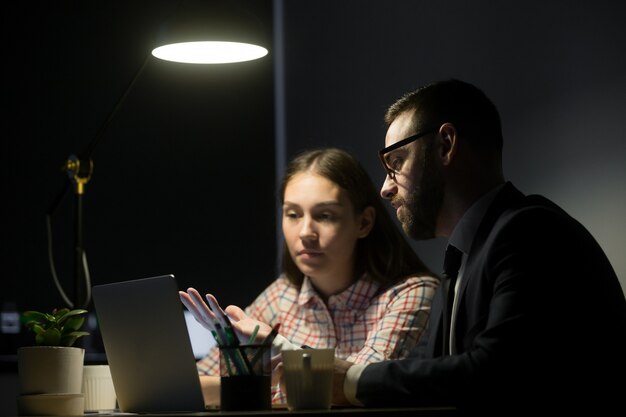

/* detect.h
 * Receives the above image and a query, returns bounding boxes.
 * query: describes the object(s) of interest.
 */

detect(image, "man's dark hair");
[385,79,503,152]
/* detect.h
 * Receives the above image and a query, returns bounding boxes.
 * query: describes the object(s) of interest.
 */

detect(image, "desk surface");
[76,407,457,417]
[8,406,457,417]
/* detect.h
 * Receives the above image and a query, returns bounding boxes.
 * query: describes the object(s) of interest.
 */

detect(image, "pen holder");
[219,344,271,411]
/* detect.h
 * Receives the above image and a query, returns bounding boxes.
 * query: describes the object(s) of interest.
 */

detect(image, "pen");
[215,322,247,375]
[207,298,240,347]
[247,324,260,345]
[214,322,228,347]
[218,339,234,376]
[211,330,224,347]
[264,323,280,346]
[249,323,280,369]
[224,325,238,346]
[219,315,255,374]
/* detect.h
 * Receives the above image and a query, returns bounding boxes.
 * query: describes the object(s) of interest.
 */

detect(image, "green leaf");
[60,331,90,347]
[22,311,48,322]
[23,311,49,329]
[59,336,77,347]
[38,328,62,346]
[63,317,85,332]
[23,308,90,347]
[53,308,70,318]
[57,309,88,324]
[31,324,45,335]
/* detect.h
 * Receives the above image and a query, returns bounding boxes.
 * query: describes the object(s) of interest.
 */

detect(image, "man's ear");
[357,206,376,238]
[438,122,458,166]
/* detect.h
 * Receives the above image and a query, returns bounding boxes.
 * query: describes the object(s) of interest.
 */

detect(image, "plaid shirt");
[197,273,438,403]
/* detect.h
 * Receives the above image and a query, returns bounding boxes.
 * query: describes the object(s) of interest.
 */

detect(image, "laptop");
[92,274,208,413]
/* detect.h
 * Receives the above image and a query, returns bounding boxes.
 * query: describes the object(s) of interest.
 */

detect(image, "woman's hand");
[179,288,217,333]
[179,288,272,345]
[220,302,273,343]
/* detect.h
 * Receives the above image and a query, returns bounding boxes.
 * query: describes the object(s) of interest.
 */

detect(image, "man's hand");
[332,357,355,406]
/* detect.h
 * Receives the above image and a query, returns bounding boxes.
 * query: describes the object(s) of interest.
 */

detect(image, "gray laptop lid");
[92,274,206,412]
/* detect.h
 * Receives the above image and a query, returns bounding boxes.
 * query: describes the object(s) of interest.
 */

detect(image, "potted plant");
[18,308,90,396]
[22,308,90,347]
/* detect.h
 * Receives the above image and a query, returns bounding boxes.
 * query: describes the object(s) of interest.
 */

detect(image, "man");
[333,79,626,412]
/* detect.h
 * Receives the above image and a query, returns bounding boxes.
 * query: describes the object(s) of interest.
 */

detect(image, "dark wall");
[281,0,626,290]
[3,0,625,350]
[2,0,276,328]
[2,0,625,415]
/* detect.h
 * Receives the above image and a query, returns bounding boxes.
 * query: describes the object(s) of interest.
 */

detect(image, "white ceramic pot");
[18,346,85,395]
[82,364,117,411]
[17,393,85,416]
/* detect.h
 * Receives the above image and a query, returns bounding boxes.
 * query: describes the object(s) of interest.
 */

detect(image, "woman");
[180,148,439,405]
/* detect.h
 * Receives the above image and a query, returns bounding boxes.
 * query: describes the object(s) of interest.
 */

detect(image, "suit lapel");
[461,182,524,287]
[451,182,525,351]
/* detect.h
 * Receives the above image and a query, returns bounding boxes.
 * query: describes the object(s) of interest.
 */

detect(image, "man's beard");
[397,147,444,240]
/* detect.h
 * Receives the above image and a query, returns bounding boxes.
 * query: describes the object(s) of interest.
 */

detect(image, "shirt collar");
[298,274,380,309]
[449,184,505,254]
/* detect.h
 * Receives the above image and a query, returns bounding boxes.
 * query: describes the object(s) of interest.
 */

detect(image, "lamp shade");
[152,0,269,64]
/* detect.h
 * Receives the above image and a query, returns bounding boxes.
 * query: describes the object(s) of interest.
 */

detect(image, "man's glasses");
[378,128,438,180]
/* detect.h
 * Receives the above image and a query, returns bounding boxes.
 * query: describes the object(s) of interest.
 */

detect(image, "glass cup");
[281,348,335,410]
[219,344,271,411]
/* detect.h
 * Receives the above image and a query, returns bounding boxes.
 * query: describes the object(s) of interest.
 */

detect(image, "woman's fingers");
[188,288,217,325]
[181,290,275,348]
[224,304,247,321]
[178,289,216,331]
[205,293,229,327]
[272,358,284,388]
[224,305,273,343]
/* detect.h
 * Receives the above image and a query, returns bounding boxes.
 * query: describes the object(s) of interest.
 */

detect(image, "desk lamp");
[46,0,269,309]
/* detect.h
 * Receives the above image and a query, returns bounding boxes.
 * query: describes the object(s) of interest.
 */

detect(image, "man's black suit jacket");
[357,182,626,412]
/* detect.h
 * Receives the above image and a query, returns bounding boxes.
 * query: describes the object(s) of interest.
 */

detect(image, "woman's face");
[282,172,373,294]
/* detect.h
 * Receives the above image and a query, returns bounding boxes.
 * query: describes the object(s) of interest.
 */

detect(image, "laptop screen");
[184,310,216,359]
[92,274,207,412]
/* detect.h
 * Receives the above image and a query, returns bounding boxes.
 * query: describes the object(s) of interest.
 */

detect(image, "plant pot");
[18,346,85,395]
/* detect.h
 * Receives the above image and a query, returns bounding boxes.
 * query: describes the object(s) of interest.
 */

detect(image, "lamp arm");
[83,52,152,159]
[45,52,153,308]
[47,53,153,215]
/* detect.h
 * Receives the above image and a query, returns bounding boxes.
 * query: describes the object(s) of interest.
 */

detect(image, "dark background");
[279,0,626,290]
[1,0,625,414]
[2,0,276,317]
